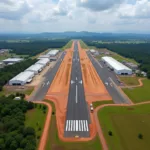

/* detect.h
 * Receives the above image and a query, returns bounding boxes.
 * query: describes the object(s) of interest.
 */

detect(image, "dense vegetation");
[0,39,69,56]
[0,59,36,91]
[84,41,150,78]
[0,96,36,150]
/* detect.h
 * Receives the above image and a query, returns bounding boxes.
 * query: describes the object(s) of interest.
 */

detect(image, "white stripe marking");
[76,77,78,80]
[85,120,89,131]
[79,120,81,131]
[81,120,83,131]
[68,120,70,131]
[76,85,78,103]
[47,81,50,85]
[66,120,68,131]
[83,120,86,131]
[76,120,78,131]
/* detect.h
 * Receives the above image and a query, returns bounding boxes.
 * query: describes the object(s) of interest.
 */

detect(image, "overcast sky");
[0,0,150,33]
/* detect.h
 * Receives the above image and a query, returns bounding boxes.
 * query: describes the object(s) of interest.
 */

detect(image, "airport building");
[38,55,50,60]
[36,58,49,67]
[3,58,24,65]
[102,56,132,75]
[90,49,99,56]
[47,50,59,56]
[9,71,35,86]
[26,64,44,75]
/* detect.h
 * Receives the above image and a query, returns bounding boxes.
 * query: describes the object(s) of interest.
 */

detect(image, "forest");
[84,41,150,78]
[0,39,69,56]
[0,59,36,91]
[0,95,36,150]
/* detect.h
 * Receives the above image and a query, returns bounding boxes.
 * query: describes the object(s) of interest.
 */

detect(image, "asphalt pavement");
[64,41,90,138]
[29,52,66,101]
[87,52,131,104]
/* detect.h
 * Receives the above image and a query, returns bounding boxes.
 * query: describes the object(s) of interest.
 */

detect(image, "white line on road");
[76,77,78,80]
[76,85,78,103]
[98,62,103,68]
[76,120,78,131]
[47,81,50,85]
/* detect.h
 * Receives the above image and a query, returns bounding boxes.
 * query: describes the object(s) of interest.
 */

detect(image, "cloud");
[118,0,150,19]
[76,0,124,11]
[0,0,32,20]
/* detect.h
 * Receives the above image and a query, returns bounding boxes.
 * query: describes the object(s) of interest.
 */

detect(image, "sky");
[0,0,150,33]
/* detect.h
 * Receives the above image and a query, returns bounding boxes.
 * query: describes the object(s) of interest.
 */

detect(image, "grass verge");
[79,40,88,49]
[123,79,150,103]
[44,100,102,150]
[119,76,141,86]
[25,104,47,148]
[62,40,73,50]
[93,100,114,109]
[98,103,150,150]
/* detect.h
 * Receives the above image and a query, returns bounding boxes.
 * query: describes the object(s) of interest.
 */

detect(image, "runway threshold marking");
[65,120,89,132]
[76,85,78,103]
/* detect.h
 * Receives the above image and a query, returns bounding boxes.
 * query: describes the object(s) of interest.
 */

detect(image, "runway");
[64,41,90,138]
[29,52,66,101]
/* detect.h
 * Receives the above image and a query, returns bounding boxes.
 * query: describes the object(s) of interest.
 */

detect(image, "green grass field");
[25,105,47,148]
[62,40,73,50]
[98,104,150,150]
[44,100,102,150]
[119,77,140,86]
[93,100,113,109]
[123,79,150,103]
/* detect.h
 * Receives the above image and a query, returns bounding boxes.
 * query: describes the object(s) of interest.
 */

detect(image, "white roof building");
[36,58,49,66]
[102,56,132,75]
[3,58,24,64]
[90,49,96,53]
[9,71,34,86]
[47,50,59,56]
[26,64,44,75]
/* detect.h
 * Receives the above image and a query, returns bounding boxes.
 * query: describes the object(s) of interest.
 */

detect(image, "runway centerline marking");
[76,85,78,103]
[76,77,78,81]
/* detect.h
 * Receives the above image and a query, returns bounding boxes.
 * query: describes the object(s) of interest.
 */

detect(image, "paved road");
[29,52,66,101]
[64,41,90,138]
[87,52,131,104]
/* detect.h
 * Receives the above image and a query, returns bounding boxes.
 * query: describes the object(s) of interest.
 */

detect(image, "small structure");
[47,50,59,56]
[141,71,147,77]
[124,62,138,70]
[9,71,35,86]
[90,49,99,56]
[0,49,9,55]
[3,58,24,65]
[102,56,132,75]
[26,64,44,75]
[36,58,49,67]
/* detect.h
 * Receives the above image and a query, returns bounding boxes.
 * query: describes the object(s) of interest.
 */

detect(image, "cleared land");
[98,104,150,150]
[25,105,47,148]
[123,79,150,103]
[119,77,140,86]
[44,100,102,150]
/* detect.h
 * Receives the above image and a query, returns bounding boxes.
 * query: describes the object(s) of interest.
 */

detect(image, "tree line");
[0,95,36,150]
[0,39,69,56]
[84,41,150,79]
[0,59,37,91]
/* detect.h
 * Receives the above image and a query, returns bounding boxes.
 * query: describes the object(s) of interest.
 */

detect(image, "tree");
[10,140,18,150]
[138,133,143,139]
[23,127,35,137]
[147,71,150,79]
[108,131,113,136]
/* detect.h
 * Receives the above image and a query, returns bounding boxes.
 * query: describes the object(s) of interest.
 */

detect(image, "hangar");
[36,58,49,67]
[26,64,44,75]
[102,56,132,75]
[47,50,59,56]
[9,71,34,86]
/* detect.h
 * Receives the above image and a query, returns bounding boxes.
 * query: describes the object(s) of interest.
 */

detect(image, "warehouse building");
[3,58,24,65]
[47,49,59,56]
[90,49,99,56]
[9,71,34,86]
[36,58,49,67]
[102,56,132,75]
[26,64,44,75]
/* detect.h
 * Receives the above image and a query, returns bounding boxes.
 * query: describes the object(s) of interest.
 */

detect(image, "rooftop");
[10,71,34,82]
[47,49,59,56]
[26,64,44,72]
[3,58,24,62]
[36,58,49,65]
[102,56,132,71]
